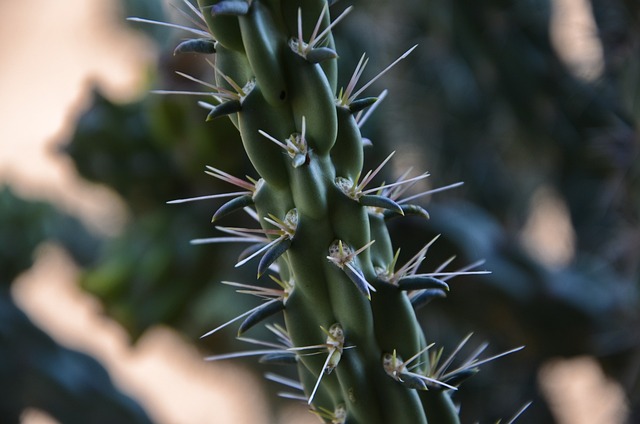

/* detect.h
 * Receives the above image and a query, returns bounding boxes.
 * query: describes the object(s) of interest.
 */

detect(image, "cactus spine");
[152,1,523,423]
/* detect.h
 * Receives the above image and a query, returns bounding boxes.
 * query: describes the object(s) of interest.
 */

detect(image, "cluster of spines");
[136,1,528,423]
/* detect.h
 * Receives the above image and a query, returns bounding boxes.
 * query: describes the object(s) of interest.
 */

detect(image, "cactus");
[134,1,526,422]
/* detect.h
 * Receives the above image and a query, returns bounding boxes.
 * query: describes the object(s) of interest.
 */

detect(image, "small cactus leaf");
[397,372,429,390]
[359,194,404,215]
[238,299,285,335]
[257,237,292,278]
[259,352,298,365]
[348,97,378,114]
[410,288,448,310]
[211,0,250,16]
[397,276,449,291]
[343,263,374,300]
[440,368,478,387]
[374,277,397,289]
[238,242,267,263]
[206,99,242,121]
[305,47,338,64]
[384,204,430,220]
[212,194,254,222]
[173,38,216,55]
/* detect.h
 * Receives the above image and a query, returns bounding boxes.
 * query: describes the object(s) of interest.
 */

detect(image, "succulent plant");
[132,1,526,422]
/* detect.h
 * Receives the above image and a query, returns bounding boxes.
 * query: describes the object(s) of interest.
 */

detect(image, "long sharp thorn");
[297,7,304,47]
[180,0,206,23]
[235,236,283,268]
[265,373,304,390]
[364,172,430,195]
[167,191,249,204]
[259,352,298,365]
[190,236,265,245]
[357,151,396,192]
[314,6,352,47]
[435,333,474,376]
[171,1,208,30]
[350,44,418,102]
[459,346,525,371]
[399,181,465,204]
[126,17,210,37]
[419,373,459,391]
[150,90,217,96]
[308,349,336,404]
[175,71,219,90]
[205,349,286,361]
[200,300,280,339]
[505,401,533,424]
[309,3,328,44]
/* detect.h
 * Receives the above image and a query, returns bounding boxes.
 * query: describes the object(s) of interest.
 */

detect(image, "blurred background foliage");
[0,187,152,423]
[2,0,639,422]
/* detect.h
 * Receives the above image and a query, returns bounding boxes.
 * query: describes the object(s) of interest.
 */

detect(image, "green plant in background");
[132,1,527,422]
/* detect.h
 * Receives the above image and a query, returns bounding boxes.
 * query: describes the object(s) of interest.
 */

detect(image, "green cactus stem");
[135,1,528,422]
